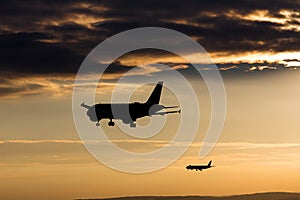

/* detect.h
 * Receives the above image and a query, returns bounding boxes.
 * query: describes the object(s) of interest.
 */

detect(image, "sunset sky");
[1,1,300,200]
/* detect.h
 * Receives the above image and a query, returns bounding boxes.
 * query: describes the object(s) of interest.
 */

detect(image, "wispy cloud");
[1,140,299,167]
[2,139,300,149]
[0,139,82,144]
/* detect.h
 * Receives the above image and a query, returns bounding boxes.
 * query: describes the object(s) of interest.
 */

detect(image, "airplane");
[81,81,181,127]
[186,160,214,171]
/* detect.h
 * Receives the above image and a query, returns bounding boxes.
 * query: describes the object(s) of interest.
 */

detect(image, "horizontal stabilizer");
[163,105,179,109]
[151,110,181,116]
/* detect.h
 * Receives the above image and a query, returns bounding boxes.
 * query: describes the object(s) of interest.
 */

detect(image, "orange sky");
[1,69,300,199]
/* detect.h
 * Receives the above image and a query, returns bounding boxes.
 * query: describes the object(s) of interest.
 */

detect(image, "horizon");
[77,192,300,200]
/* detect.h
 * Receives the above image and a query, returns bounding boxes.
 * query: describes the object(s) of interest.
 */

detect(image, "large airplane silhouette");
[186,160,214,171]
[81,81,181,127]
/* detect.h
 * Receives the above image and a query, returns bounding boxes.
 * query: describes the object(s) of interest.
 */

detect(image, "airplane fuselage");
[186,165,211,171]
[87,102,164,124]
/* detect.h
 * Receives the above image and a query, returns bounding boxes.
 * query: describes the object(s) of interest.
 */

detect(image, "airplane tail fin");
[208,160,212,167]
[145,81,163,107]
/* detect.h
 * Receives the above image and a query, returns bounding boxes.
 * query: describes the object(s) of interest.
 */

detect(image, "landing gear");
[108,119,115,126]
[96,122,100,126]
[130,122,136,128]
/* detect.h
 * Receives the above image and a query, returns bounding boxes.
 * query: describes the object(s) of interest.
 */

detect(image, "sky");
[0,0,300,199]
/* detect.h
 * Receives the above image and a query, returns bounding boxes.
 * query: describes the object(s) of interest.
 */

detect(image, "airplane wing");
[193,166,204,170]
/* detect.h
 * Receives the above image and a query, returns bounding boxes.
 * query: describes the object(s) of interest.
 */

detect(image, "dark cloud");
[0,32,84,74]
[283,59,300,62]
[0,0,300,79]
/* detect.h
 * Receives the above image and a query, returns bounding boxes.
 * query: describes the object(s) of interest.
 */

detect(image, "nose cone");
[87,108,98,122]
[186,165,191,169]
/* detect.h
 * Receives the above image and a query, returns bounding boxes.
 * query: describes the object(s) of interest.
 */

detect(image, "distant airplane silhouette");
[186,160,214,171]
[81,81,181,127]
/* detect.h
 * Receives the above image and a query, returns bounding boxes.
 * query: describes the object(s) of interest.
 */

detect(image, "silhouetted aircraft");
[186,160,214,171]
[81,81,181,127]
